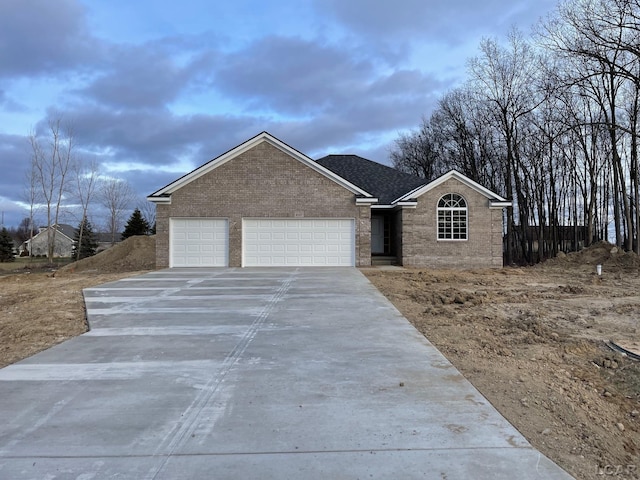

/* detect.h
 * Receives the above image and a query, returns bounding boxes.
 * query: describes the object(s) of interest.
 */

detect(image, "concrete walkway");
[0,268,573,479]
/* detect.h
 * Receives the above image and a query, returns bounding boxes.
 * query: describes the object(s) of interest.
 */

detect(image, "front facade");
[148,132,510,269]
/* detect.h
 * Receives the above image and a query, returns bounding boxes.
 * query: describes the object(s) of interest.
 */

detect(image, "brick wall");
[155,142,370,267]
[401,178,504,268]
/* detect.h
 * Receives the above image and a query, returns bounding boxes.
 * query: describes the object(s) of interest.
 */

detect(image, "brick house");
[147,132,511,268]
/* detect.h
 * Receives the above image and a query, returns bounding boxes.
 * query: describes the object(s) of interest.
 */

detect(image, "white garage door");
[243,219,355,267]
[170,218,228,267]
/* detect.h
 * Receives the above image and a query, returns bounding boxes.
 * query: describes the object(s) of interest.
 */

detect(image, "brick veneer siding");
[155,142,371,268]
[400,178,504,268]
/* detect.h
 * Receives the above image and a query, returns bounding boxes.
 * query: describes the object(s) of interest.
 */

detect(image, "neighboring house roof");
[35,224,76,242]
[55,224,77,240]
[147,132,376,203]
[316,155,427,205]
[96,232,115,243]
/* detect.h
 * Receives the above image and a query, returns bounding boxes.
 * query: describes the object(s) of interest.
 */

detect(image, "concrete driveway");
[0,268,573,479]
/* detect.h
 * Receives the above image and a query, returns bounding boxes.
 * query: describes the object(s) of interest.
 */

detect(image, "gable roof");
[315,155,427,205]
[147,132,374,203]
[397,170,509,206]
[36,223,76,241]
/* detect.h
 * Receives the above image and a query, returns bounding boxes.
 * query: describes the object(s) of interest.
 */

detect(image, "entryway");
[371,212,397,265]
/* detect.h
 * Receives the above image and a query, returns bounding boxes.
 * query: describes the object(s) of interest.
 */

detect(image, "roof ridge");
[316,154,427,204]
[316,154,426,182]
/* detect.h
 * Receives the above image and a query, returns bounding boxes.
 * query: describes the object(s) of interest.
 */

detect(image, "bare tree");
[22,160,41,259]
[468,30,544,263]
[73,158,100,260]
[539,0,640,250]
[28,117,74,261]
[138,199,157,234]
[431,87,504,192]
[99,178,135,245]
[390,118,444,180]
[388,0,640,262]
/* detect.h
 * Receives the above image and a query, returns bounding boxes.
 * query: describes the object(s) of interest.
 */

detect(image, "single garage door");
[243,218,355,267]
[170,218,228,267]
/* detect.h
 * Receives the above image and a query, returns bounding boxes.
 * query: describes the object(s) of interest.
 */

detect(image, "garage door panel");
[171,218,228,267]
[243,218,354,267]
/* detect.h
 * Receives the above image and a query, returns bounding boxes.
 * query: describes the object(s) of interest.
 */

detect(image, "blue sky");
[0,0,558,229]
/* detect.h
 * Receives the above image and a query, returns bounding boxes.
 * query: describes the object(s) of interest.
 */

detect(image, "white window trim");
[437,193,468,241]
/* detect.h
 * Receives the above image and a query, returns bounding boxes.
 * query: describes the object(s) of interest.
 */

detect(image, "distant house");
[20,224,123,257]
[21,224,76,257]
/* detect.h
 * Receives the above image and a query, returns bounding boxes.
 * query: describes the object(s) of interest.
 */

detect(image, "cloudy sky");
[0,0,558,229]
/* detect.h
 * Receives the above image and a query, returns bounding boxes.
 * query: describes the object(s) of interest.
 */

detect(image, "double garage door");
[170,218,354,267]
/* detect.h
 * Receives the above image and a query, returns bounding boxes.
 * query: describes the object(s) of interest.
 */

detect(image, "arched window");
[437,193,467,240]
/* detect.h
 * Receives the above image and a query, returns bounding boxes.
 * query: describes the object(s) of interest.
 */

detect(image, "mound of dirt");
[546,241,640,268]
[58,235,156,274]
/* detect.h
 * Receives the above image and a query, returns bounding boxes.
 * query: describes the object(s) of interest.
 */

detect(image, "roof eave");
[490,201,512,209]
[147,195,171,204]
[356,197,379,205]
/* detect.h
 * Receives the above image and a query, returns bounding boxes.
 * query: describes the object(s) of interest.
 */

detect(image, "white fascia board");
[371,204,396,209]
[148,132,374,199]
[395,170,508,203]
[490,201,512,209]
[391,185,427,204]
[356,197,379,205]
[396,201,418,209]
[147,195,171,204]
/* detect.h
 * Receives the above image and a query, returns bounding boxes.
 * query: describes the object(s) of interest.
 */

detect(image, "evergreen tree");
[0,227,15,262]
[121,208,150,239]
[73,218,98,260]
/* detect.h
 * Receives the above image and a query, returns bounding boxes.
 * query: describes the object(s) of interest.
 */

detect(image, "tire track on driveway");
[147,269,298,479]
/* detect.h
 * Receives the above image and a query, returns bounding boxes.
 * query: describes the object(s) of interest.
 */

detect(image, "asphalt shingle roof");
[316,155,427,204]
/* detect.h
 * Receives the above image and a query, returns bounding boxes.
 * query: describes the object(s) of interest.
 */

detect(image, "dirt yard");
[365,243,639,480]
[0,236,156,368]
[0,237,638,479]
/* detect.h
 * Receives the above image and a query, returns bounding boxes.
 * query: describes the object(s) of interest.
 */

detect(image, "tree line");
[391,0,640,264]
[21,117,155,262]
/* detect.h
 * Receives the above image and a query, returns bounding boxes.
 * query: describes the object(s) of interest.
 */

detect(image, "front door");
[371,216,385,254]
